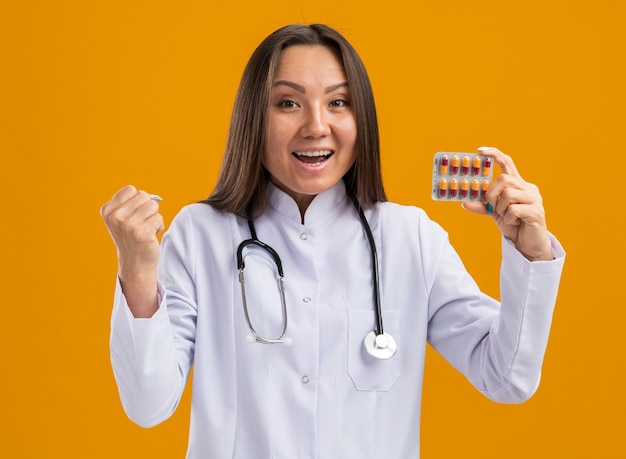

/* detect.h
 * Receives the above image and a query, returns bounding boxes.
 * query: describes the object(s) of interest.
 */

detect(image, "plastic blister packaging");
[431,152,493,202]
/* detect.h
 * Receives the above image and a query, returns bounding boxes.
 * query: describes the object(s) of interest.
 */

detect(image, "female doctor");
[101,24,565,459]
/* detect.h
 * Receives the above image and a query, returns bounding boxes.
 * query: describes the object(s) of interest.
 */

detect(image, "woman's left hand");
[462,147,553,261]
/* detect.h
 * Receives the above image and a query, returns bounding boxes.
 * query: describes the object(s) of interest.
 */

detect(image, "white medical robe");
[110,181,565,458]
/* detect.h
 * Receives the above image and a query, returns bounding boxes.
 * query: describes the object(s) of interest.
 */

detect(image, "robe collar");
[266,180,349,225]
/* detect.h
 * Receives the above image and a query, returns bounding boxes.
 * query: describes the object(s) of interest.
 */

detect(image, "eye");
[279,99,299,109]
[330,99,349,108]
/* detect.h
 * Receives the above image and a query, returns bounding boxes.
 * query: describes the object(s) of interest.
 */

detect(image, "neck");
[294,195,315,223]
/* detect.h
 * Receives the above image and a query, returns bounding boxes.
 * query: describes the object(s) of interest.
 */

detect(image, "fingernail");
[150,194,163,201]
[477,146,490,152]
[486,202,493,214]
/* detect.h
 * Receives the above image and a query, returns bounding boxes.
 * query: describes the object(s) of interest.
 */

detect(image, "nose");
[299,104,330,139]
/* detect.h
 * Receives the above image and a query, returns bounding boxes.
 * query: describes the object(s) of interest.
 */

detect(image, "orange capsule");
[439,155,449,175]
[470,179,480,199]
[450,155,460,174]
[438,178,447,197]
[482,157,492,176]
[461,156,470,175]
[472,156,481,175]
[481,179,490,199]
[449,178,458,197]
[460,179,469,198]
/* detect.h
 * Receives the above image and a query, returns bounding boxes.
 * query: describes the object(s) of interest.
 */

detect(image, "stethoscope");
[236,198,397,360]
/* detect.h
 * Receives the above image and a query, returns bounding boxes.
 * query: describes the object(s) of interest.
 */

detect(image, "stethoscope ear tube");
[237,237,288,344]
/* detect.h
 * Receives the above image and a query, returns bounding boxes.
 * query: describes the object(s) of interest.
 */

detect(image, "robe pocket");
[347,309,401,391]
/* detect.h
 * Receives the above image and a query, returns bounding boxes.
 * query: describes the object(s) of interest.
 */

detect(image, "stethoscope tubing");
[237,197,394,358]
[352,197,384,337]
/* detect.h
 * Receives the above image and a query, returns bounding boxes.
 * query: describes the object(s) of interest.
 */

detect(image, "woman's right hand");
[100,185,165,317]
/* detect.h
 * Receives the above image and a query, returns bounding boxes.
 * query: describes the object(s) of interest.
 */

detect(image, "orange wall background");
[1,1,624,457]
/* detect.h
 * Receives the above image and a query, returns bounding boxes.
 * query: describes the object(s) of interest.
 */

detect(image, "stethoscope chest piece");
[364,330,397,360]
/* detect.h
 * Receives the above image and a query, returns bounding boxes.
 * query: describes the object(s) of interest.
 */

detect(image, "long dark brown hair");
[204,24,386,217]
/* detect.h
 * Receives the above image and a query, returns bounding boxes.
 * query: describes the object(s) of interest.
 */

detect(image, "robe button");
[303,297,311,303]
[301,375,310,384]
[300,232,308,240]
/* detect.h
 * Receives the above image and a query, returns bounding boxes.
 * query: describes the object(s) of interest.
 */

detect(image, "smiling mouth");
[292,150,334,166]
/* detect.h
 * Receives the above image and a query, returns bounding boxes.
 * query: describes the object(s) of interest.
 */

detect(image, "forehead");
[274,45,346,82]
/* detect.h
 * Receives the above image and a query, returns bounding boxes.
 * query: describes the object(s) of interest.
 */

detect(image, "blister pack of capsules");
[431,152,493,201]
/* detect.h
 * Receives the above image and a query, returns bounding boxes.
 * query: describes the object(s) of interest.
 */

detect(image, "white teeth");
[294,150,332,157]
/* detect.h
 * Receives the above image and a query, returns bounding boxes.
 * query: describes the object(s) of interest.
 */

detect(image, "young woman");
[101,24,565,458]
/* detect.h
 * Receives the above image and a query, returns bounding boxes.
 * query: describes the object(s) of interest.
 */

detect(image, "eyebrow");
[272,80,349,94]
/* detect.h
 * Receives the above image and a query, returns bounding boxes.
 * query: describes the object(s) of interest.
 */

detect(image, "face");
[263,44,358,211]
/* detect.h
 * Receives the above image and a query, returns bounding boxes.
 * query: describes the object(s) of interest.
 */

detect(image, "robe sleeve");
[426,221,565,403]
[109,207,197,426]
